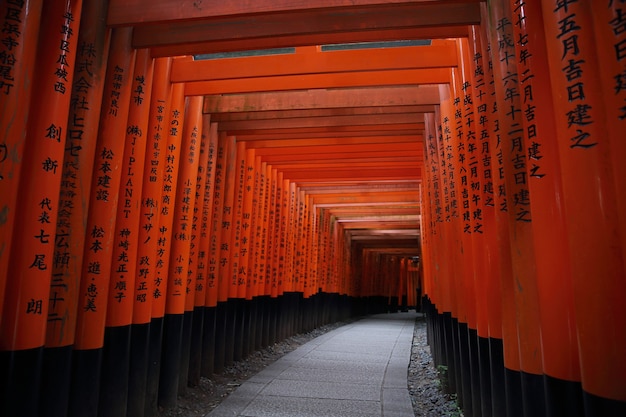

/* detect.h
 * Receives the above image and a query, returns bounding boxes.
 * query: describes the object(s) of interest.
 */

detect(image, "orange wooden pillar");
[270,171,283,338]
[591,3,626,265]
[176,103,203,394]
[99,48,153,417]
[506,2,583,416]
[188,113,214,385]
[0,2,82,415]
[287,182,302,333]
[486,1,547,416]
[477,10,517,416]
[460,34,494,417]
[218,134,237,365]
[278,175,291,336]
[238,147,256,355]
[466,22,506,417]
[135,56,173,417]
[209,129,229,372]
[35,1,110,416]
[158,95,202,407]
[251,159,269,348]
[541,1,626,414]
[265,167,279,344]
[199,121,220,376]
[242,154,261,354]
[437,89,465,401]
[422,109,445,365]
[229,140,247,361]
[256,162,271,344]
[69,26,134,417]
[420,112,439,312]
[153,81,186,408]
[450,37,483,416]
[177,103,204,394]
[0,0,43,319]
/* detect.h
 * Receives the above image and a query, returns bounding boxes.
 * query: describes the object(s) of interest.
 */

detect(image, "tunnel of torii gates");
[0,0,625,417]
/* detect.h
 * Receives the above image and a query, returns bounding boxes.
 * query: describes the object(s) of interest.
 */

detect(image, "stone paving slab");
[206,312,418,417]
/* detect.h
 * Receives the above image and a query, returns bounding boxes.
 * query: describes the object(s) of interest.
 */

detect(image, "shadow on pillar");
[188,306,205,386]
[98,325,132,417]
[214,302,227,373]
[200,306,216,377]
[127,322,150,417]
[178,310,194,395]
[40,346,72,417]
[233,299,245,362]
[144,317,164,417]
[157,314,184,409]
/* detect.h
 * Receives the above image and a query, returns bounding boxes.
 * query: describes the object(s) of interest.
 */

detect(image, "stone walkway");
[206,312,417,417]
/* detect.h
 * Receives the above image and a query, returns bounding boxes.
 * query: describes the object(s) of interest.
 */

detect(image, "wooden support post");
[0,2,82,416]
[237,147,255,356]
[69,26,134,417]
[164,95,203,399]
[437,91,464,402]
[507,2,584,416]
[188,113,212,386]
[591,2,626,266]
[541,1,626,413]
[450,37,481,417]
[467,22,505,417]
[200,121,219,378]
[103,48,154,417]
[217,134,237,365]
[209,128,228,372]
[0,0,43,321]
[159,95,203,406]
[230,140,246,361]
[136,56,172,417]
[39,1,110,416]
[154,82,186,409]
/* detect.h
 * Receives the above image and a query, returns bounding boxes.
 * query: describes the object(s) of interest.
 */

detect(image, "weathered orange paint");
[135,56,172,323]
[205,122,221,308]
[108,48,154,327]
[507,0,580,385]
[184,68,451,96]
[542,0,626,402]
[239,148,256,300]
[165,95,203,315]
[0,0,44,322]
[74,27,135,350]
[171,44,457,83]
[150,82,186,319]
[217,134,236,302]
[46,0,111,347]
[194,114,216,309]
[1,0,83,351]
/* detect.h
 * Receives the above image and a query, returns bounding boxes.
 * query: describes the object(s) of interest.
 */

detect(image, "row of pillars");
[0,1,419,416]
[421,1,625,417]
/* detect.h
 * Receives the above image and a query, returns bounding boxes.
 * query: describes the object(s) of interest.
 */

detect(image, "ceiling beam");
[121,2,479,56]
[184,68,450,95]
[217,113,424,132]
[147,27,470,57]
[109,0,482,25]
[203,86,440,113]
[171,43,457,82]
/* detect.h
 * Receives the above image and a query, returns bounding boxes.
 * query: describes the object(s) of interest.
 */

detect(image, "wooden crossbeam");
[244,136,420,148]
[171,43,457,82]
[119,2,480,56]
[203,86,440,113]
[218,113,424,132]
[185,68,450,95]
